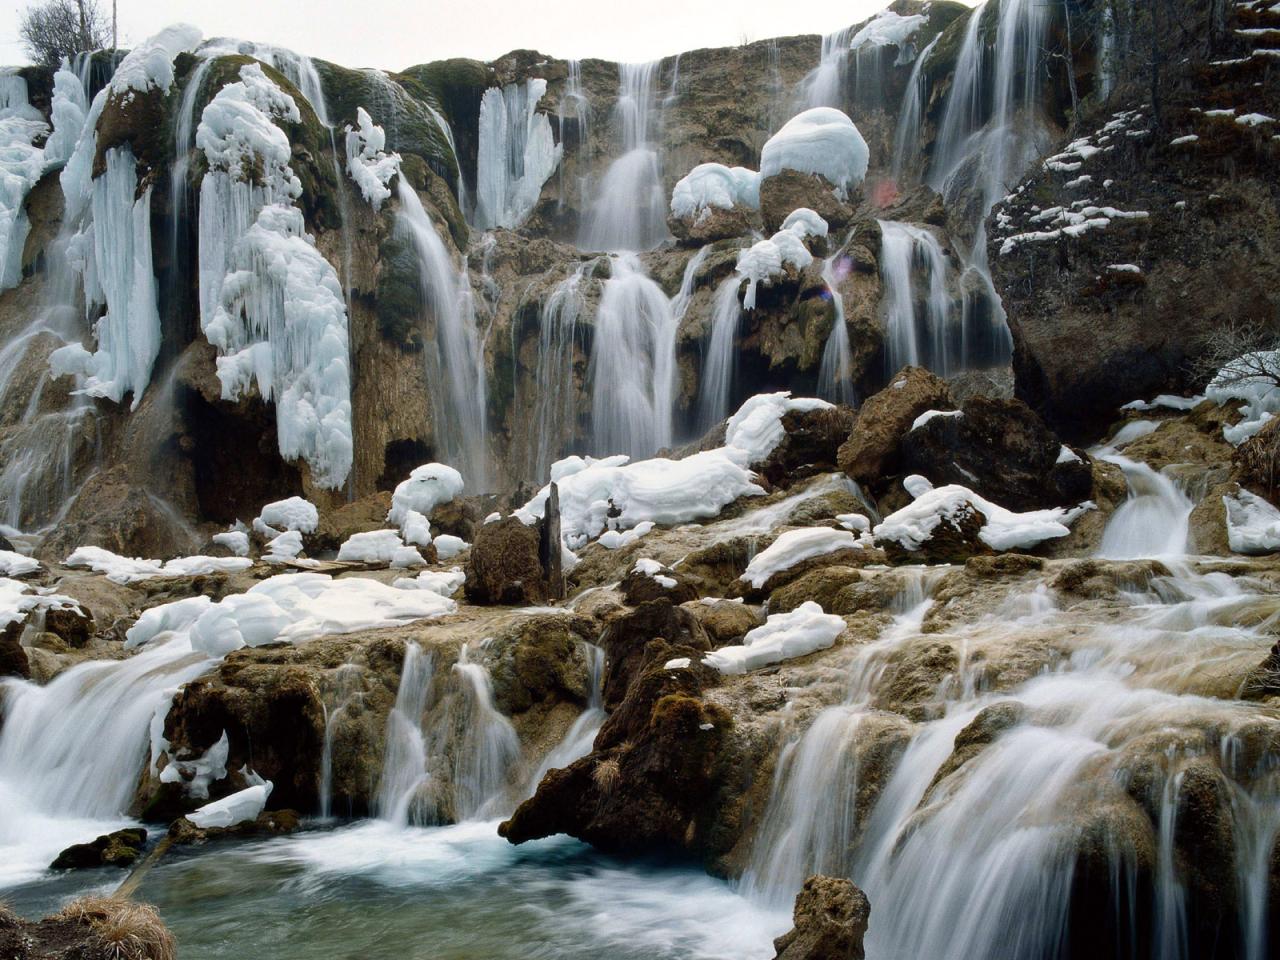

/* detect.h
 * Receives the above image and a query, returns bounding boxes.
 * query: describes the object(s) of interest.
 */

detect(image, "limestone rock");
[598,598,710,710]
[669,204,757,245]
[772,875,871,960]
[837,367,954,488]
[756,406,856,489]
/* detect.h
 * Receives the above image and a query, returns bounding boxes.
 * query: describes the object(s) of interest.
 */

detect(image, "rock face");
[772,876,871,960]
[838,367,954,488]
[759,172,853,234]
[989,6,1280,440]
[901,396,1092,510]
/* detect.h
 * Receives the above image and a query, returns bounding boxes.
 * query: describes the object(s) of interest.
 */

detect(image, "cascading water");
[878,219,957,375]
[0,635,211,886]
[740,561,1280,960]
[450,643,522,821]
[696,276,745,431]
[557,60,592,211]
[578,61,669,252]
[525,643,606,795]
[817,248,856,406]
[589,253,676,457]
[375,642,436,825]
[799,26,855,110]
[891,33,940,181]
[1096,456,1194,560]
[529,259,594,480]
[395,179,489,487]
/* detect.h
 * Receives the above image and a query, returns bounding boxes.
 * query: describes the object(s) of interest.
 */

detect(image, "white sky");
[0,1,976,71]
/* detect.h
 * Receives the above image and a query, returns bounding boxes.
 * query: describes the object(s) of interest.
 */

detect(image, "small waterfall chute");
[1096,456,1193,560]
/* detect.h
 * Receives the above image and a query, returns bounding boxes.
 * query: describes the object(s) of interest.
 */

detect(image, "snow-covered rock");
[739,527,865,589]
[760,108,869,195]
[704,601,845,674]
[1223,488,1280,555]
[186,781,272,829]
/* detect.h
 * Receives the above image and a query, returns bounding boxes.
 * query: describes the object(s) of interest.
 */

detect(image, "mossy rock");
[374,229,428,349]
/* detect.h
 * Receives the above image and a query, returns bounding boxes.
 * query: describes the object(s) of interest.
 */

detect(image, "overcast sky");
[0,1,976,71]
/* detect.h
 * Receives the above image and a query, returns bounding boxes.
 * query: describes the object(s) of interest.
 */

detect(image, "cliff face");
[0,0,1256,557]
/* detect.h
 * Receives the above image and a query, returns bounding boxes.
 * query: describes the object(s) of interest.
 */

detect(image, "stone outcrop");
[837,367,954,489]
[464,515,549,605]
[772,875,871,960]
[901,396,1093,510]
[50,828,147,870]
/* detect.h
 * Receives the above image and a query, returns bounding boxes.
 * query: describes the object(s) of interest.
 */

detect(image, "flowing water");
[395,179,489,487]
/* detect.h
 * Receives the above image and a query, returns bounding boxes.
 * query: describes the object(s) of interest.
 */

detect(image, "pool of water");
[6,820,788,960]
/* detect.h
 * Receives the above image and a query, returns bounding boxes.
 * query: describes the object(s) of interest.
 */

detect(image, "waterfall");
[696,276,744,431]
[0,635,211,884]
[929,6,987,194]
[474,79,561,230]
[891,33,940,181]
[578,61,669,252]
[557,59,592,211]
[817,251,855,405]
[395,179,489,487]
[589,253,676,457]
[318,662,365,820]
[525,642,606,795]
[800,26,855,110]
[1096,456,1193,559]
[450,643,522,821]
[530,259,593,481]
[374,642,436,825]
[739,561,1280,959]
[878,220,955,375]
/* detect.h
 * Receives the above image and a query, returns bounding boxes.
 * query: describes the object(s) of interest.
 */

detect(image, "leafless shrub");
[18,0,108,67]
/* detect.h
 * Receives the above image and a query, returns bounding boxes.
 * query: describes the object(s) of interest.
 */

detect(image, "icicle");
[474,79,561,230]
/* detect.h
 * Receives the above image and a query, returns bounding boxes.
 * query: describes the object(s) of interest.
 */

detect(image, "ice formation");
[388,463,465,541]
[1223,488,1280,555]
[0,549,38,577]
[736,211,828,310]
[740,527,864,589]
[849,10,926,50]
[187,782,272,829]
[198,63,352,488]
[0,576,81,630]
[759,108,869,195]
[474,79,561,230]
[392,567,466,596]
[874,475,1094,553]
[345,107,401,210]
[723,392,834,464]
[108,24,203,96]
[0,73,49,291]
[337,529,410,564]
[253,497,320,535]
[669,163,761,221]
[704,601,846,674]
[64,546,252,584]
[1206,351,1280,445]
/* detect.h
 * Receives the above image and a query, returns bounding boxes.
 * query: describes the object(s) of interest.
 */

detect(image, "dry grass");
[592,756,621,794]
[55,896,176,960]
[0,898,18,929]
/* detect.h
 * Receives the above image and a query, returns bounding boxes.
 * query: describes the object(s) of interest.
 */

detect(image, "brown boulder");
[311,491,394,552]
[682,598,763,646]
[0,620,28,678]
[837,367,954,487]
[756,406,857,489]
[50,828,147,870]
[759,170,854,235]
[464,516,548,605]
[598,599,710,710]
[669,204,756,245]
[772,875,871,960]
[900,396,1093,510]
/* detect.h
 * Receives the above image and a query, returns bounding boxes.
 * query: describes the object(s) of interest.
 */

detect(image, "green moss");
[374,230,427,350]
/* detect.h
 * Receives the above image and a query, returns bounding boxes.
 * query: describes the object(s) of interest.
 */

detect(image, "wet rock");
[487,614,594,715]
[1050,559,1171,599]
[43,604,94,649]
[755,406,856,489]
[682,599,763,646]
[837,367,954,489]
[311,491,394,553]
[1241,639,1280,700]
[50,828,147,870]
[901,396,1093,510]
[759,170,854,235]
[464,516,548,605]
[499,637,738,861]
[772,875,870,960]
[620,564,699,606]
[925,701,1027,798]
[168,809,302,846]
[669,204,756,245]
[598,599,710,710]
[1040,459,1128,559]
[0,621,28,679]
[1120,417,1236,473]
[765,566,867,614]
[673,538,755,597]
[1187,482,1235,556]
